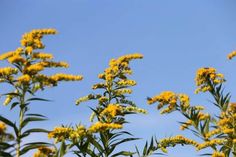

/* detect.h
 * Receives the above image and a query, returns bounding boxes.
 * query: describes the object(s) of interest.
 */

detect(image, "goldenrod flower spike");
[195,67,225,93]
[88,122,123,133]
[211,151,225,157]
[227,51,236,60]
[33,147,55,157]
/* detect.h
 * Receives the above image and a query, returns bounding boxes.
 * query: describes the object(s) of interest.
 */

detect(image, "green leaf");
[21,128,49,138]
[111,151,135,157]
[26,97,51,102]
[0,115,18,136]
[21,117,48,129]
[0,151,13,157]
[20,142,51,155]
[10,102,19,110]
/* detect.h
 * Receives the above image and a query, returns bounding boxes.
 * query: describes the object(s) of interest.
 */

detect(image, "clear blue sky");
[1,0,236,156]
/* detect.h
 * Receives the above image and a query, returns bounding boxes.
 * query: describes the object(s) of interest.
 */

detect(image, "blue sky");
[1,0,236,156]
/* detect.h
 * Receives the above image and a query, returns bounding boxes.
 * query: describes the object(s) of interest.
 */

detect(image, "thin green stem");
[16,88,26,157]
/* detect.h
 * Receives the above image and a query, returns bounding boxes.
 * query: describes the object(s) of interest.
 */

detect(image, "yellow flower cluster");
[0,67,18,77]
[0,122,6,134]
[180,119,193,130]
[100,104,123,118]
[159,135,199,153]
[148,91,190,114]
[211,151,225,157]
[0,47,23,60]
[197,112,210,121]
[50,73,83,82]
[88,122,122,133]
[117,79,136,86]
[195,67,225,93]
[115,88,132,95]
[147,91,177,106]
[123,106,148,114]
[3,95,14,106]
[227,51,236,60]
[33,147,55,157]
[17,74,31,84]
[205,129,221,139]
[76,95,91,105]
[98,53,143,85]
[196,139,225,150]
[32,52,54,60]
[21,29,57,51]
[48,125,87,143]
[98,96,109,103]
[178,94,190,110]
[8,54,26,64]
[24,63,44,74]
[92,83,106,90]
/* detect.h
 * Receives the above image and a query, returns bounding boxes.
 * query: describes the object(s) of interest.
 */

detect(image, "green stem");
[16,89,26,157]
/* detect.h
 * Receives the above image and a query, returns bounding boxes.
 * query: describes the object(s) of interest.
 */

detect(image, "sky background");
[1,0,236,156]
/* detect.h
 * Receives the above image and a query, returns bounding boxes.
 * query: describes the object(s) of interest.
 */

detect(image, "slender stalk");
[16,89,26,157]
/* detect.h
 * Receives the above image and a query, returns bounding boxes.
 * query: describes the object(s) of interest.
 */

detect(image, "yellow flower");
[7,55,26,64]
[195,67,225,93]
[0,122,6,134]
[88,122,122,133]
[115,88,132,95]
[21,29,57,49]
[17,74,31,84]
[3,95,13,106]
[25,63,44,74]
[147,91,178,114]
[33,147,55,157]
[227,51,236,60]
[32,52,54,60]
[48,125,87,143]
[205,129,221,138]
[123,106,147,114]
[180,120,193,130]
[25,46,33,55]
[197,139,225,150]
[211,151,225,157]
[100,104,123,118]
[178,94,190,110]
[117,79,136,86]
[50,73,83,82]
[0,47,23,60]
[159,135,199,149]
[39,61,69,68]
[0,67,18,77]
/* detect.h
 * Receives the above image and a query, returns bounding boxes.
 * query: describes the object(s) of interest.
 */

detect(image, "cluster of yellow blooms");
[100,104,147,120]
[227,51,236,60]
[21,29,57,51]
[114,88,133,95]
[48,125,87,143]
[88,122,122,133]
[123,106,147,114]
[98,53,143,87]
[33,147,55,157]
[116,79,136,86]
[0,122,6,134]
[196,139,225,150]
[211,151,225,157]
[159,135,199,153]
[148,91,190,114]
[100,104,123,118]
[0,28,83,106]
[209,103,236,137]
[0,67,18,77]
[195,67,225,93]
